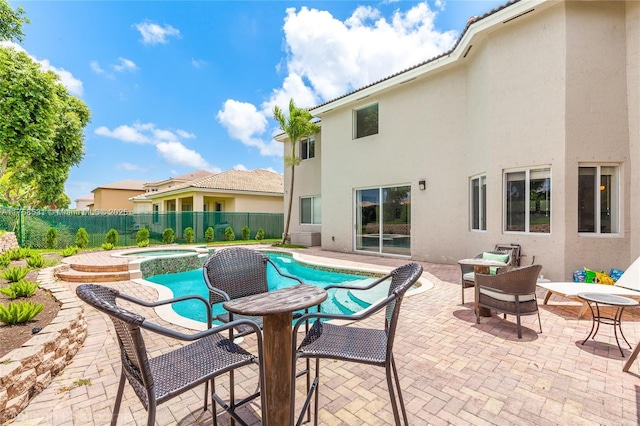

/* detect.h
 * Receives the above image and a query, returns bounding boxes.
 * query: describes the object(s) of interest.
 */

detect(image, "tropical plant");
[273,98,320,244]
[241,225,251,241]
[0,265,29,282]
[26,252,45,268]
[0,253,10,268]
[101,242,114,250]
[45,228,58,249]
[105,228,119,246]
[184,227,195,243]
[204,226,214,243]
[0,300,44,324]
[75,227,89,248]
[0,279,38,298]
[224,226,235,242]
[162,228,175,244]
[61,245,79,257]
[136,227,150,245]
[5,247,28,260]
[255,228,265,241]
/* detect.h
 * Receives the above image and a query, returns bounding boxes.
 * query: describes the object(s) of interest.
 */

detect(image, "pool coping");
[134,248,434,330]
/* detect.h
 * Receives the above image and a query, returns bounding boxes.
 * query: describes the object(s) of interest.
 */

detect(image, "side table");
[578,292,638,357]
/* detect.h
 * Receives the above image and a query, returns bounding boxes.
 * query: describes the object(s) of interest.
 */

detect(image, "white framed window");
[301,137,315,160]
[353,103,378,139]
[504,167,551,234]
[578,165,619,234]
[470,175,486,231]
[300,196,321,224]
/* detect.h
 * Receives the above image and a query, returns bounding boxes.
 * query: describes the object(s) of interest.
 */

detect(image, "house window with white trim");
[354,103,378,139]
[301,137,315,160]
[300,196,321,224]
[578,165,619,234]
[470,175,486,231]
[504,167,551,234]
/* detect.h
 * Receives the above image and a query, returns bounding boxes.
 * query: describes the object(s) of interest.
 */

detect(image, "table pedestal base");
[263,312,293,425]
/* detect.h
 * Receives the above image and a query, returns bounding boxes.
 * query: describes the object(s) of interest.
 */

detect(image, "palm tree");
[273,98,320,244]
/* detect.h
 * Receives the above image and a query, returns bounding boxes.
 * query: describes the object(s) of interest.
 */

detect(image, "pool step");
[55,262,138,283]
[329,278,381,314]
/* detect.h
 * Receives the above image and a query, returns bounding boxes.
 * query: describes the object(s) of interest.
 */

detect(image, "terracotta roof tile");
[153,169,284,195]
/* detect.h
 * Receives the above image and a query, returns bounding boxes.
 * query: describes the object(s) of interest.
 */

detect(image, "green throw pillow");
[482,252,509,275]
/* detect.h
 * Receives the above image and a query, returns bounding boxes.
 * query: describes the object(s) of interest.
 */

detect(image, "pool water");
[146,253,375,324]
[120,249,199,257]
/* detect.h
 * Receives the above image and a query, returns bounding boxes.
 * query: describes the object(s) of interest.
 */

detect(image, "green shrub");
[162,228,175,244]
[45,228,58,249]
[0,279,39,299]
[184,227,195,243]
[75,228,89,248]
[5,248,24,261]
[205,227,214,243]
[105,229,119,246]
[224,226,235,241]
[61,246,79,257]
[101,243,114,251]
[0,301,44,324]
[137,239,150,248]
[0,266,30,282]
[136,227,150,245]
[26,253,45,268]
[0,254,10,269]
[241,226,251,241]
[255,228,265,241]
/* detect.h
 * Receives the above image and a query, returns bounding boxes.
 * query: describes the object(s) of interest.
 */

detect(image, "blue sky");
[6,0,505,208]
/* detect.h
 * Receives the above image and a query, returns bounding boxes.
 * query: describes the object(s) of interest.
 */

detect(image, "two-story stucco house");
[280,0,640,281]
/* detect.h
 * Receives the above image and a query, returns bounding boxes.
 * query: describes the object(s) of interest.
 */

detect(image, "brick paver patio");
[11,246,640,425]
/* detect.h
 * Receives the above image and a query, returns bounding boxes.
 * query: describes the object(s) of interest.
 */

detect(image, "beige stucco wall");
[294,1,638,280]
[91,189,144,211]
[150,191,283,213]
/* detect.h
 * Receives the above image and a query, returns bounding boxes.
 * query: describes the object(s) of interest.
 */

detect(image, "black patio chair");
[75,283,266,426]
[290,262,423,426]
[203,247,305,337]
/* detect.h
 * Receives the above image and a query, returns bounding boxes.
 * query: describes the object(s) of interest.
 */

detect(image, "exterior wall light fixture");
[419,180,426,191]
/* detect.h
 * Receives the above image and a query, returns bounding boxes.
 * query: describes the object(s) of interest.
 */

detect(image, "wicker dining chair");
[474,264,543,338]
[289,262,423,426]
[75,283,266,426]
[459,245,519,304]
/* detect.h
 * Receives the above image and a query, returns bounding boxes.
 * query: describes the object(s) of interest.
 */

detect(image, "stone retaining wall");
[0,232,19,254]
[0,267,87,423]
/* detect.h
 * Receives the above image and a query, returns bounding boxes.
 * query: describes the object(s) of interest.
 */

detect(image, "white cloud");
[1,41,85,96]
[156,141,211,169]
[233,164,248,171]
[216,100,282,157]
[95,122,215,170]
[134,21,181,45]
[113,57,138,72]
[116,162,148,172]
[90,60,106,74]
[191,58,207,68]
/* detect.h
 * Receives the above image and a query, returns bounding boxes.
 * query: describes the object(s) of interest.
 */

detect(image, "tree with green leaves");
[273,99,320,244]
[0,0,29,43]
[0,47,90,208]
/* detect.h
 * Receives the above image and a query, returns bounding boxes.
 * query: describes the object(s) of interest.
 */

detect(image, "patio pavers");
[11,247,640,425]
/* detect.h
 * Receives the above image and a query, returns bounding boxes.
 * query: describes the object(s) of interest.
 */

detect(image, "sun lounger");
[537,256,640,317]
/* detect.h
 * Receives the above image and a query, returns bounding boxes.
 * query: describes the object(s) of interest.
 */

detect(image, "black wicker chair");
[290,262,423,426]
[459,245,520,304]
[75,283,266,426]
[474,264,543,338]
[203,247,305,337]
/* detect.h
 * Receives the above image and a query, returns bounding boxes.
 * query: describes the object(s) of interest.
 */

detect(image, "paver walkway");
[11,246,640,425]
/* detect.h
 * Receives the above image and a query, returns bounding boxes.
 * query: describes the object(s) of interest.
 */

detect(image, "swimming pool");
[146,253,378,323]
[114,247,208,258]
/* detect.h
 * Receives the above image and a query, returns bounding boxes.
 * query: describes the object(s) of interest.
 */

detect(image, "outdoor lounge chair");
[536,256,640,317]
[75,283,266,426]
[290,262,423,426]
[475,264,543,339]
[460,244,521,304]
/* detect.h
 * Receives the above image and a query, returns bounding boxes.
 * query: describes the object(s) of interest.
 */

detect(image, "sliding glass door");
[355,186,411,256]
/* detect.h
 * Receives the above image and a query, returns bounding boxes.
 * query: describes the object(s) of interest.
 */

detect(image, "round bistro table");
[578,292,639,357]
[224,283,327,426]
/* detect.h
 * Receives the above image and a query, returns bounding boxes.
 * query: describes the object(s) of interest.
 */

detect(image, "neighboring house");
[132,170,216,213]
[281,0,640,281]
[90,180,147,212]
[131,168,284,237]
[74,194,94,210]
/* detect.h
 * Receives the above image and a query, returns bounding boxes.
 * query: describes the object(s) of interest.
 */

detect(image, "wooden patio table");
[224,283,327,426]
[458,258,508,317]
